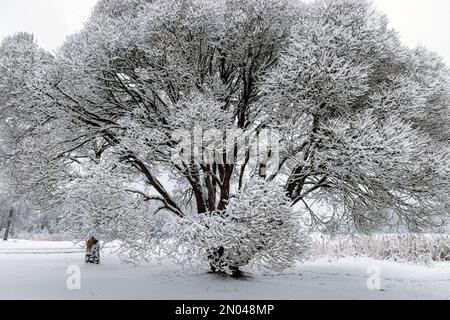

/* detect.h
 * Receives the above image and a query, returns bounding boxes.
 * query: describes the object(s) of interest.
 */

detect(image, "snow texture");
[0,240,449,300]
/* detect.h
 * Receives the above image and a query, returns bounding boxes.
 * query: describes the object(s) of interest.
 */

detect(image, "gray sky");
[0,0,97,53]
[0,0,449,64]
[375,0,450,65]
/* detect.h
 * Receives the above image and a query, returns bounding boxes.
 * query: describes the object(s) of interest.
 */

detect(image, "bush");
[123,178,311,275]
[309,233,450,263]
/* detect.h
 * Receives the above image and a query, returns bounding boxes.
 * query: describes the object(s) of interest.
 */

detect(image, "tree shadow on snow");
[206,271,254,281]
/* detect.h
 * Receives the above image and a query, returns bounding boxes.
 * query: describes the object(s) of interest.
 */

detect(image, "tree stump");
[85,236,100,264]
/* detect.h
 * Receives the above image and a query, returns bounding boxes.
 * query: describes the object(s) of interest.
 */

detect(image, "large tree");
[2,0,449,275]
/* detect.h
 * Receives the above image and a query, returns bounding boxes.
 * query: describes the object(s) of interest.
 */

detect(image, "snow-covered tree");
[37,0,311,274]
[262,0,450,232]
[0,33,59,238]
[2,0,449,275]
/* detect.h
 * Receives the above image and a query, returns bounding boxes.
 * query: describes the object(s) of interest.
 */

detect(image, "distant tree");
[2,209,14,241]
[0,33,56,239]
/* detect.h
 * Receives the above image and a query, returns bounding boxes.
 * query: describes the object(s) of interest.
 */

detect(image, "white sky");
[0,0,97,53]
[374,0,450,65]
[0,0,449,64]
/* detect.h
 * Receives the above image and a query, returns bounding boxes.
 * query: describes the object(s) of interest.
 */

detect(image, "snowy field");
[0,240,449,300]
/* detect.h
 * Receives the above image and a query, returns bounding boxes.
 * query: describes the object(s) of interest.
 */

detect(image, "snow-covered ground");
[0,239,449,300]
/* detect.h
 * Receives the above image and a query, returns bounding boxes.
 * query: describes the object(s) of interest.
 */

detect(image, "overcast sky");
[0,0,449,64]
[0,0,97,53]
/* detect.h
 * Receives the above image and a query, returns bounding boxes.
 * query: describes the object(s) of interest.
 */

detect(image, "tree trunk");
[3,208,14,241]
[207,246,243,277]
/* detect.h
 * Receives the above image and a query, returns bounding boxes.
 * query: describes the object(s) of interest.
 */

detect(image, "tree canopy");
[0,0,449,273]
